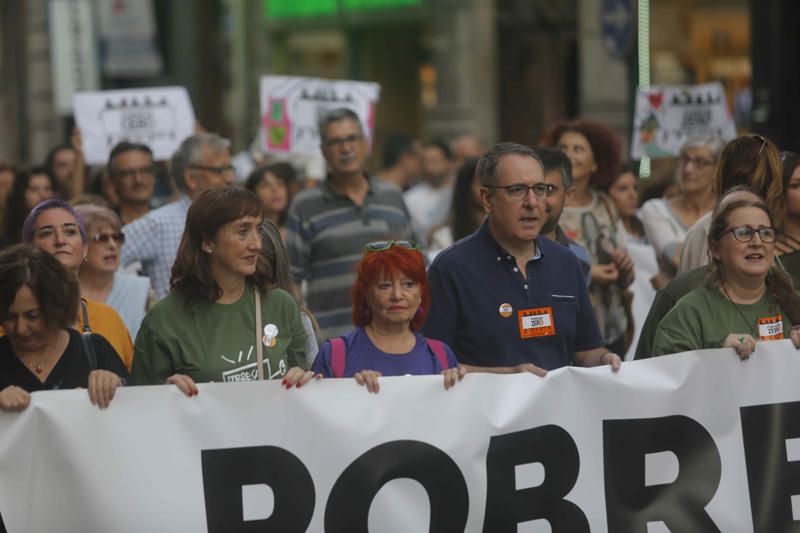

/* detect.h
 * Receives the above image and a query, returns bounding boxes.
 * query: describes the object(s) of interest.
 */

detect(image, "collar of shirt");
[476,220,543,264]
[320,172,374,201]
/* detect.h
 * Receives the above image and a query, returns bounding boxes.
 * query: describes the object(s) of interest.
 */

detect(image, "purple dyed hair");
[22,199,88,244]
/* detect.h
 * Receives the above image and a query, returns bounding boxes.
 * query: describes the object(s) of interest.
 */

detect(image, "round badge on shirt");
[499,303,513,318]
[262,324,279,348]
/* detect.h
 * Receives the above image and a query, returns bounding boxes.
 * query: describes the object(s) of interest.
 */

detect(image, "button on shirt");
[423,222,603,370]
[121,195,191,301]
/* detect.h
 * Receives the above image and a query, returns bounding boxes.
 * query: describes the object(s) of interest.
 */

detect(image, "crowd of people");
[0,108,798,412]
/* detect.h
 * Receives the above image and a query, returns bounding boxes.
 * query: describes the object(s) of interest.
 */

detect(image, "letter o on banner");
[325,440,469,532]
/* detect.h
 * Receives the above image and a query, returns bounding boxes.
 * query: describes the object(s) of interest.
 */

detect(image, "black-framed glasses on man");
[487,183,555,200]
[726,225,778,244]
[187,164,235,176]
[322,134,363,149]
[113,166,156,180]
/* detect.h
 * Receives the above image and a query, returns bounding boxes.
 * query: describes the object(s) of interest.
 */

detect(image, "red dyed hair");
[540,118,622,190]
[351,245,430,331]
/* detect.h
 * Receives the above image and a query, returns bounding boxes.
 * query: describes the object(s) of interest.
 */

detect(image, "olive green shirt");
[131,284,307,384]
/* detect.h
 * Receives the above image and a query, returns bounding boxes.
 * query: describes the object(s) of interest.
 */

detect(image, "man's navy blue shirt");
[423,222,603,370]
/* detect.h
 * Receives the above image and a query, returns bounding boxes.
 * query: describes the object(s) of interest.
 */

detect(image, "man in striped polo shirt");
[285,108,414,340]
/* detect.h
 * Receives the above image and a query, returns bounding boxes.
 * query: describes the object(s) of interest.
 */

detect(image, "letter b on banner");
[201,446,314,532]
[603,415,721,532]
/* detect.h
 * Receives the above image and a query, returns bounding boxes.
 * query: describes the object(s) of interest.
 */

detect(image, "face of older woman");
[365,271,422,328]
[205,215,262,280]
[679,146,715,194]
[558,131,597,182]
[1,285,51,354]
[31,208,86,273]
[711,206,775,281]
[86,222,122,274]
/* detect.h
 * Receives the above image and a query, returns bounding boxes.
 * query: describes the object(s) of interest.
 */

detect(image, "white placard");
[2,342,800,531]
[73,86,196,164]
[48,0,100,115]
[631,81,737,159]
[97,0,162,77]
[260,76,381,155]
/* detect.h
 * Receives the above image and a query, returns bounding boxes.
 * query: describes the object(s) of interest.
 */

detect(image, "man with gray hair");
[285,108,413,339]
[423,142,620,374]
[121,132,235,300]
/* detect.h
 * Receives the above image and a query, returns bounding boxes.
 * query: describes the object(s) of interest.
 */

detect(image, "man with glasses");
[107,142,157,225]
[424,142,621,374]
[121,133,235,300]
[285,108,413,340]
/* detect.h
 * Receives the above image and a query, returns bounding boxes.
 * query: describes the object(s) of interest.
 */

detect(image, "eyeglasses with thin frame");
[188,164,235,176]
[487,183,555,200]
[113,166,156,180]
[363,240,421,253]
[322,134,364,149]
[679,155,715,169]
[725,225,778,244]
[92,232,126,245]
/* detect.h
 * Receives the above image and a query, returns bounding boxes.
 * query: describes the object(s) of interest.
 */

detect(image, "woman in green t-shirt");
[131,187,311,394]
[653,196,800,358]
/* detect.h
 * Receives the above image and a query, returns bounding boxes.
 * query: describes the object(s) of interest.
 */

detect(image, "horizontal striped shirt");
[285,175,413,340]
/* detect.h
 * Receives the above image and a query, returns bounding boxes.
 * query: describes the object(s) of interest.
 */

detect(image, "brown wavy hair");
[170,186,270,307]
[707,197,800,324]
[539,119,622,190]
[714,134,783,227]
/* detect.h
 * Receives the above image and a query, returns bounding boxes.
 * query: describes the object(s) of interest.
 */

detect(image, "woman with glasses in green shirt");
[653,197,800,358]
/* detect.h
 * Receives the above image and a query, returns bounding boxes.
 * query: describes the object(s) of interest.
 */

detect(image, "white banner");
[260,76,380,155]
[73,86,196,165]
[631,81,737,159]
[3,342,800,531]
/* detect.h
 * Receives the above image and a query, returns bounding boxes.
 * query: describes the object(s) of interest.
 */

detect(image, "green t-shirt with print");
[652,285,791,357]
[131,284,307,385]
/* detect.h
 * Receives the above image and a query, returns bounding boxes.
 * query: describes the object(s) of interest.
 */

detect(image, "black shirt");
[0,329,128,391]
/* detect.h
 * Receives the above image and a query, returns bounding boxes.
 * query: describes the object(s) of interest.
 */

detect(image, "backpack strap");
[424,338,449,370]
[330,337,346,378]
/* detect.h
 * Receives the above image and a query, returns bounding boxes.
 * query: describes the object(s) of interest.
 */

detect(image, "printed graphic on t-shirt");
[219,344,287,382]
[757,315,784,341]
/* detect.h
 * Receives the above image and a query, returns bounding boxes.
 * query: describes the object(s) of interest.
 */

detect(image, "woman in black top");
[0,244,127,412]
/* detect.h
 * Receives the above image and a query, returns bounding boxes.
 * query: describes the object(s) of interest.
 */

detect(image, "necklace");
[24,355,54,374]
[721,284,762,339]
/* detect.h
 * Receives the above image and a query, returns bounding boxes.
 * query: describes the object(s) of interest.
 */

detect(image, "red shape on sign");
[648,92,664,110]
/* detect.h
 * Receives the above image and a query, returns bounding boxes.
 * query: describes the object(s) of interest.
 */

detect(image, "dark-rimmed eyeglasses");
[188,164,235,175]
[364,240,421,253]
[487,183,555,200]
[91,232,125,245]
[726,225,778,244]
[322,134,364,149]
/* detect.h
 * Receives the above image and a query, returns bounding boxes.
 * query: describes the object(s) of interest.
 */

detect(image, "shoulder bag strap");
[330,337,346,378]
[424,338,449,369]
[79,300,98,370]
[255,290,264,381]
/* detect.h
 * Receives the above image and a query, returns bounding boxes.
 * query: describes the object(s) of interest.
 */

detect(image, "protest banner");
[260,76,381,155]
[73,86,196,165]
[631,81,737,159]
[2,342,800,532]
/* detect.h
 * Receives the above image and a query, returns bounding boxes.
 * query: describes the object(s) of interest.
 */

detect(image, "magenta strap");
[425,339,449,370]
[330,337,346,378]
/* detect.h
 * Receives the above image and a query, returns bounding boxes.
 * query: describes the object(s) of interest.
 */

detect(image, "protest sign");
[73,86,195,165]
[260,76,380,155]
[2,343,800,531]
[631,81,736,159]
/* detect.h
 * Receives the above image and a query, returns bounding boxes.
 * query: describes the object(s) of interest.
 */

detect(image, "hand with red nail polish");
[166,374,198,398]
[282,367,315,390]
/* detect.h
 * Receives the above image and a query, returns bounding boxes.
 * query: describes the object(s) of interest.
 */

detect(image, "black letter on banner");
[603,415,721,532]
[483,426,588,532]
[201,446,313,532]
[741,401,800,532]
[325,440,468,532]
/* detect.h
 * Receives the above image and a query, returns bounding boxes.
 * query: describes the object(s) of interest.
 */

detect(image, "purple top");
[312,327,458,378]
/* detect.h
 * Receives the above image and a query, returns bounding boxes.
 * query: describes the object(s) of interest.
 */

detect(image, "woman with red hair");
[311,241,462,393]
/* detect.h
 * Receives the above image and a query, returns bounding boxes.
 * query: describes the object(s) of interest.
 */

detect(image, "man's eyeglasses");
[113,166,156,180]
[322,134,363,149]
[364,240,421,253]
[726,225,778,244]
[92,232,125,245]
[487,183,555,200]
[188,164,235,176]
[679,156,715,169]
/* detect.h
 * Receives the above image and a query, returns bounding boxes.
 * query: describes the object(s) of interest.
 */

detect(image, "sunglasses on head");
[363,240,421,253]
